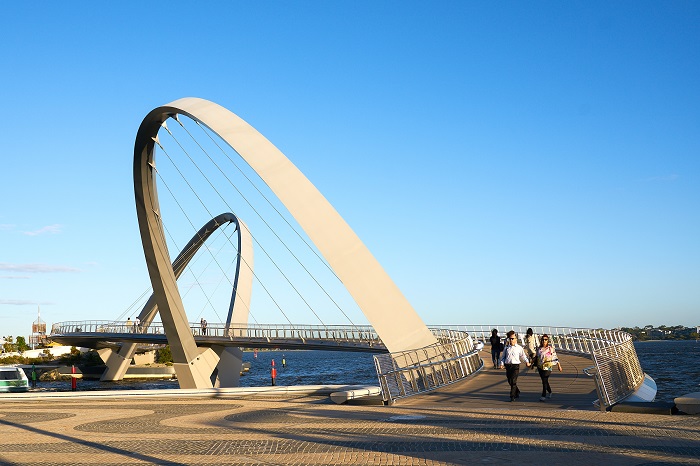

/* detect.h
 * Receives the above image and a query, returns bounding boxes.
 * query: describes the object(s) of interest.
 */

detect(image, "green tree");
[83,350,104,366]
[58,346,82,364]
[2,336,16,353]
[156,345,173,364]
[16,336,30,352]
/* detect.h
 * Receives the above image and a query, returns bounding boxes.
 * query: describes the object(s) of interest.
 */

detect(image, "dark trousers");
[505,363,521,399]
[491,349,501,367]
[538,368,552,396]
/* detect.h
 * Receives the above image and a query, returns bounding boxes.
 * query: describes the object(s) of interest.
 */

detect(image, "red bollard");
[271,359,277,386]
[71,365,77,391]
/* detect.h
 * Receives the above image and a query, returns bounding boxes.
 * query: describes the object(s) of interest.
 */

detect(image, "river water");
[29,341,700,403]
[634,340,700,402]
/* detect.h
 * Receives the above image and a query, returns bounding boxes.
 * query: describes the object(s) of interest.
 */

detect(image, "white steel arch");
[134,97,436,388]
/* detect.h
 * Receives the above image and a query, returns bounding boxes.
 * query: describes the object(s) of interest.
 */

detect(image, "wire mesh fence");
[373,329,483,403]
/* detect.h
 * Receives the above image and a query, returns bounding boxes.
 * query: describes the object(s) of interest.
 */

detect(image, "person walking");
[200,318,208,336]
[126,317,133,333]
[523,328,537,371]
[30,364,37,389]
[499,330,531,401]
[134,317,141,334]
[489,329,502,369]
[536,333,562,401]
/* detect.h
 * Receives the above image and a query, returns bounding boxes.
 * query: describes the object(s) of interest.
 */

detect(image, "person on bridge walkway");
[126,317,133,333]
[499,330,531,401]
[489,329,503,369]
[200,318,207,336]
[523,328,537,373]
[536,333,562,401]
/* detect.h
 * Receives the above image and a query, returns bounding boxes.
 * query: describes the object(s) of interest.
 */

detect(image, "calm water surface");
[634,340,700,402]
[31,342,700,402]
[33,350,380,392]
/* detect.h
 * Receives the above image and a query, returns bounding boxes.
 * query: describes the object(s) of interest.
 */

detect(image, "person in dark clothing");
[489,329,502,369]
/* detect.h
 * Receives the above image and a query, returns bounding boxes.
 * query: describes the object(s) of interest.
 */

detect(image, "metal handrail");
[439,325,646,409]
[50,321,646,407]
[50,321,383,345]
[373,330,484,403]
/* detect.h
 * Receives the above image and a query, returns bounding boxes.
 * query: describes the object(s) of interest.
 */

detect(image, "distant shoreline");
[635,339,699,343]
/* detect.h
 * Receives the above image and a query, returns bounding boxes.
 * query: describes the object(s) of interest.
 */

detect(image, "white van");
[0,366,29,392]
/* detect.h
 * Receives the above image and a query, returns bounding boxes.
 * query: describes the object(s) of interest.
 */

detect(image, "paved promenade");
[0,352,698,465]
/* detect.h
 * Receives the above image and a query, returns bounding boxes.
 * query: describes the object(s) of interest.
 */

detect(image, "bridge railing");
[436,325,646,408]
[50,321,646,407]
[223,323,382,346]
[373,329,483,404]
[50,321,383,347]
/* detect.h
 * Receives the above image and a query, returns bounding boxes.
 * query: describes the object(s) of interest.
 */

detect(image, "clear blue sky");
[1,2,698,340]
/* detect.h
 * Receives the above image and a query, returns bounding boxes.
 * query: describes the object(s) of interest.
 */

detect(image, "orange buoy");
[271,359,277,386]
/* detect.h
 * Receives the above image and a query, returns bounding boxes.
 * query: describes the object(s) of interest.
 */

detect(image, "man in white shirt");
[499,330,531,401]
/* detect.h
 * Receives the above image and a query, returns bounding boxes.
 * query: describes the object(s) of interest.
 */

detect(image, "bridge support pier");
[172,347,220,389]
[213,347,244,388]
[98,343,243,388]
[98,345,136,381]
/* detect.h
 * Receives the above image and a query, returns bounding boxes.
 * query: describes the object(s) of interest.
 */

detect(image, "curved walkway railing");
[50,321,384,347]
[50,321,647,408]
[439,325,647,409]
[373,329,483,404]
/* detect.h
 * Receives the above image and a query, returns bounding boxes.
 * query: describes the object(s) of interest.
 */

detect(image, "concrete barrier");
[330,386,382,405]
[674,392,700,415]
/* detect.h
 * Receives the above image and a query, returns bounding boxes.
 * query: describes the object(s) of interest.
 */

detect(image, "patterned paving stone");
[0,395,698,465]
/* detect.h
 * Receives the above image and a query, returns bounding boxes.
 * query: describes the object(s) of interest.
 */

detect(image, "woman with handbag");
[536,334,563,401]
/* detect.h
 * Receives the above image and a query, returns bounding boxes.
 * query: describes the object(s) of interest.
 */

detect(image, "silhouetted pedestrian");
[489,329,502,369]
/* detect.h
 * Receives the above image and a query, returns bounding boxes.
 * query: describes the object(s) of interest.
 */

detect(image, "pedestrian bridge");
[50,321,388,352]
[49,321,652,409]
[44,97,654,409]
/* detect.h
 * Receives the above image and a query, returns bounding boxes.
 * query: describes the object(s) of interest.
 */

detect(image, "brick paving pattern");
[1,395,698,465]
[0,353,697,465]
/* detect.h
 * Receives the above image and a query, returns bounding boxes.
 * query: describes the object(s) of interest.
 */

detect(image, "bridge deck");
[397,350,599,410]
[50,332,387,353]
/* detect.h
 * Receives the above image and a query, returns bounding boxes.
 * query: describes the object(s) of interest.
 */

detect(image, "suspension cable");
[155,137,293,326]
[172,116,359,328]
[193,118,339,279]
[159,123,326,327]
[156,170,234,326]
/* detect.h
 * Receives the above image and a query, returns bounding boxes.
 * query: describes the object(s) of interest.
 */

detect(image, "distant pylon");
[31,305,47,350]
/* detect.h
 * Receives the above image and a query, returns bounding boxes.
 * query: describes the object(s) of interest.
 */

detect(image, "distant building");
[29,307,48,349]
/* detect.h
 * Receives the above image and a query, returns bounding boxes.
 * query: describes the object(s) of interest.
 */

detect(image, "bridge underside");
[52,333,388,353]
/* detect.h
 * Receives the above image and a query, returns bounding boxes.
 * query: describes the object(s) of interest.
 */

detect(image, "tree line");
[620,325,699,341]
